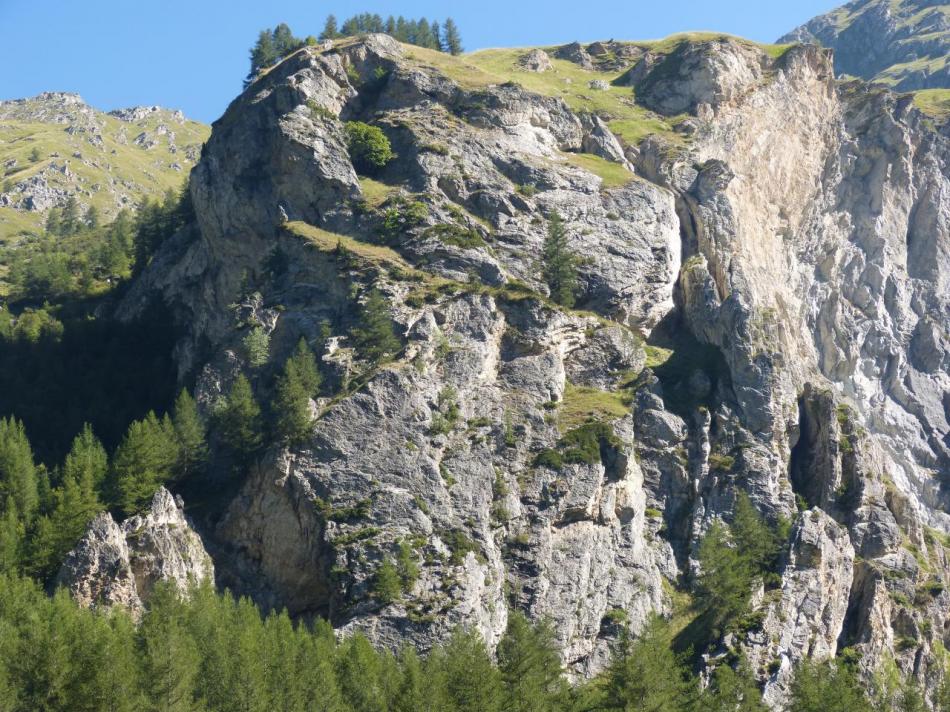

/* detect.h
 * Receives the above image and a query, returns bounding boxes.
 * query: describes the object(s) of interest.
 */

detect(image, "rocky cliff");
[58,487,214,614]
[111,32,950,705]
[0,92,208,240]
[780,0,950,91]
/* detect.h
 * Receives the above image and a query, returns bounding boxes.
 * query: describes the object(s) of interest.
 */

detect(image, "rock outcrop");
[58,488,214,614]
[119,31,950,703]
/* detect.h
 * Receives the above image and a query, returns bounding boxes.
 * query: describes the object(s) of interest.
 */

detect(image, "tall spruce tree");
[139,585,201,712]
[0,418,38,524]
[542,210,578,307]
[352,289,400,363]
[699,657,768,712]
[320,15,339,40]
[496,611,569,712]
[171,389,207,480]
[111,412,180,516]
[443,18,463,55]
[603,615,696,712]
[272,339,321,446]
[60,196,79,235]
[789,659,867,712]
[435,629,503,712]
[62,424,108,496]
[217,375,263,464]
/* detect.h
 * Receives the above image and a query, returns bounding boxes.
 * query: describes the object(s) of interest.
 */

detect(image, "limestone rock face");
[746,509,856,707]
[121,33,950,699]
[58,488,214,613]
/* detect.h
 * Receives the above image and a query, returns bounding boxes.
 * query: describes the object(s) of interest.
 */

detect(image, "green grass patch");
[403,44,681,146]
[563,152,635,188]
[913,89,950,119]
[285,220,411,269]
[644,344,674,369]
[558,383,631,432]
[0,113,208,242]
[358,177,396,208]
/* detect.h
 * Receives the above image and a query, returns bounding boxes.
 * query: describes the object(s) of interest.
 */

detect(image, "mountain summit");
[780,0,950,90]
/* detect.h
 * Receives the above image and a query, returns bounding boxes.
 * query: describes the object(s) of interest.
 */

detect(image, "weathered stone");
[58,488,214,614]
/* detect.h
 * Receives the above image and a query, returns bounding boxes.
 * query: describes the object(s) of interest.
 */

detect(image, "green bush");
[423,224,486,249]
[560,422,620,465]
[344,121,394,173]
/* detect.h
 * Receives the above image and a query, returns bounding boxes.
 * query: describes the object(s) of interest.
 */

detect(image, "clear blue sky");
[0,0,838,123]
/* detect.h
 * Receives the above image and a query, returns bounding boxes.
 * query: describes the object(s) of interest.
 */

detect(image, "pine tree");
[541,210,578,307]
[45,207,62,235]
[246,30,277,86]
[84,205,100,230]
[696,520,752,634]
[431,21,442,51]
[217,375,264,463]
[392,646,427,712]
[272,23,299,57]
[320,15,339,40]
[700,657,767,712]
[351,289,400,363]
[0,501,21,574]
[496,611,569,712]
[731,492,782,574]
[395,540,418,593]
[443,18,463,55]
[416,19,435,49]
[436,629,503,712]
[111,412,180,516]
[172,389,207,480]
[603,615,696,712]
[139,585,200,712]
[27,433,104,580]
[789,659,867,712]
[62,424,108,497]
[243,326,271,368]
[60,195,80,235]
[335,634,388,712]
[373,558,402,605]
[273,339,320,446]
[0,418,38,524]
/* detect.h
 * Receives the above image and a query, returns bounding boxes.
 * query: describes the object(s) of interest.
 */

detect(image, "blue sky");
[0,0,838,123]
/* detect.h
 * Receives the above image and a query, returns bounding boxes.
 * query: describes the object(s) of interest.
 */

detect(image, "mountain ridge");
[0,91,209,242]
[779,0,950,90]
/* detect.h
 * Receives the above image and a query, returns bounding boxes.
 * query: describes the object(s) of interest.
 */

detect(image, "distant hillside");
[0,92,209,241]
[780,0,950,91]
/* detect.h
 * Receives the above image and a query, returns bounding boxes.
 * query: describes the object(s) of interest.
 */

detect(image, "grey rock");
[57,488,214,614]
[517,49,553,73]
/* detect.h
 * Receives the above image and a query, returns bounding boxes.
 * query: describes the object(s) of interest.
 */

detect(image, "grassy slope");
[913,89,950,119]
[0,111,208,242]
[402,35,792,149]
